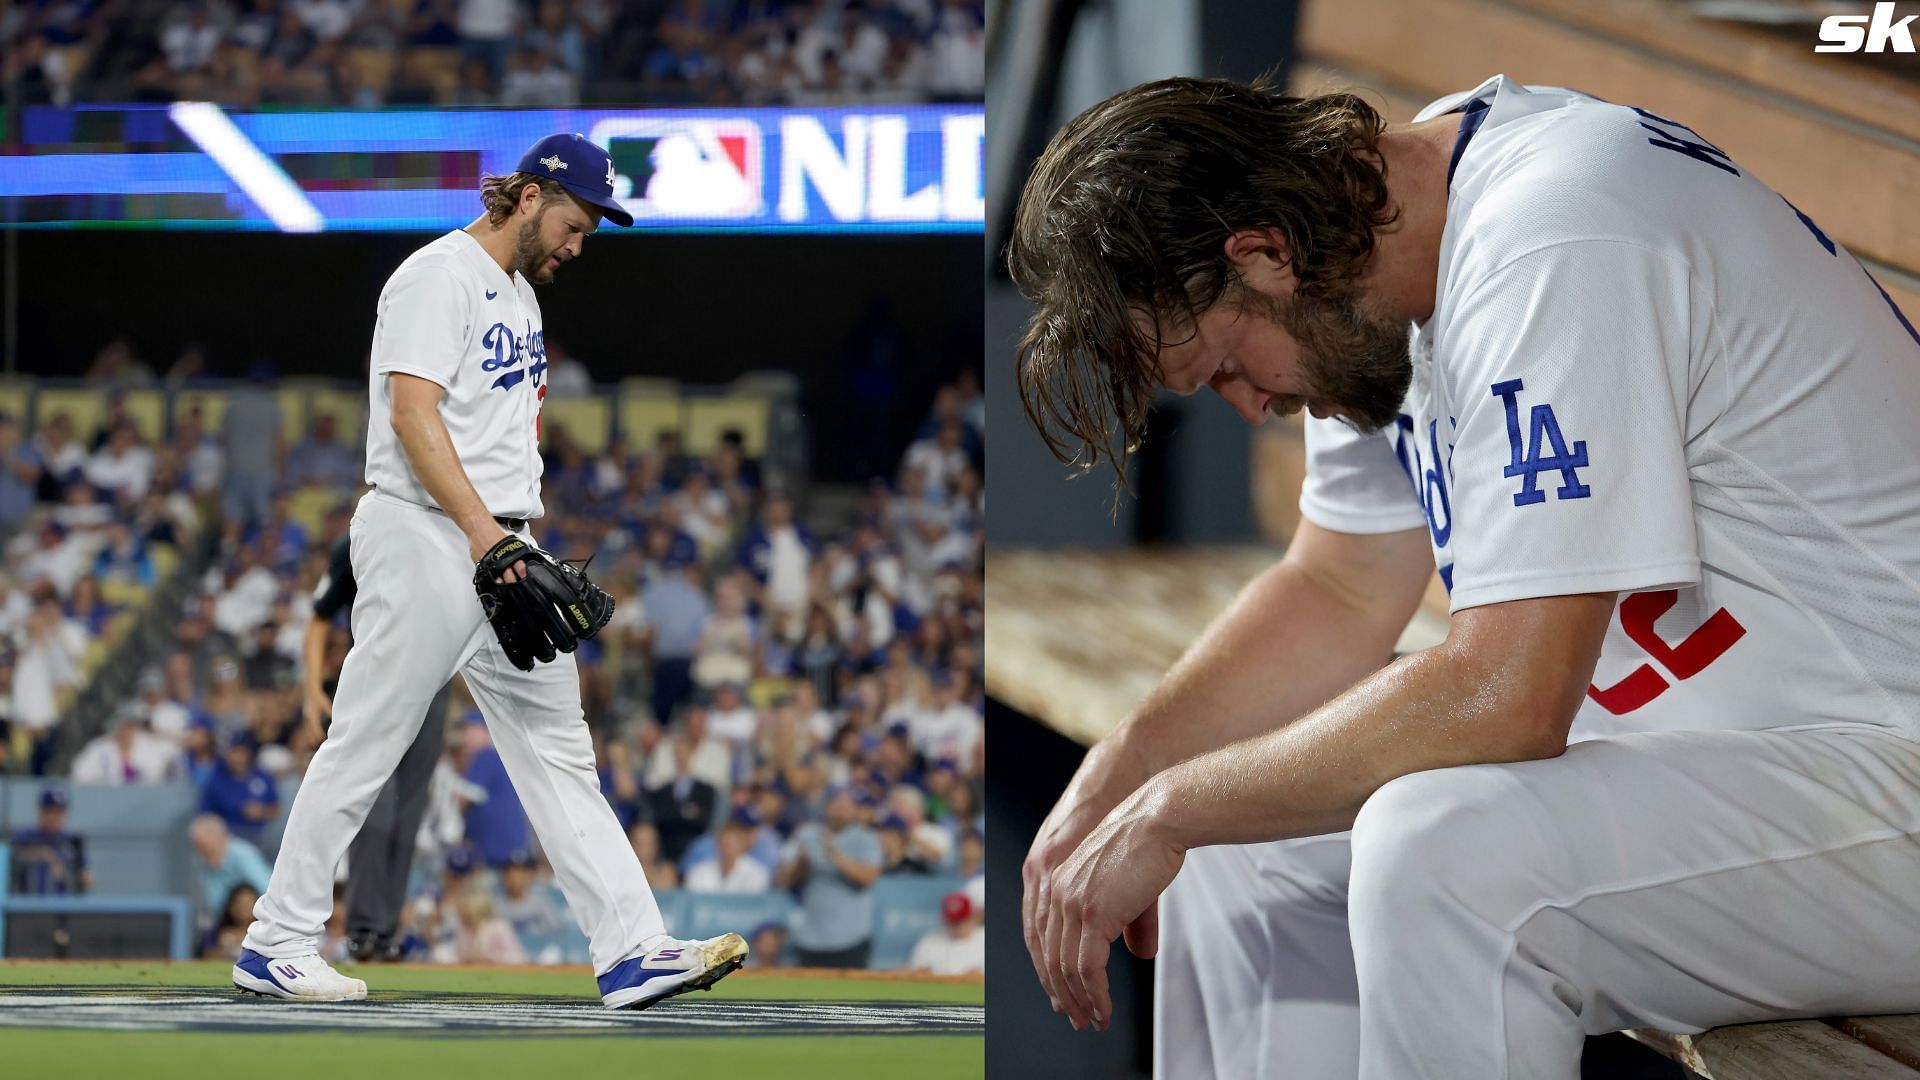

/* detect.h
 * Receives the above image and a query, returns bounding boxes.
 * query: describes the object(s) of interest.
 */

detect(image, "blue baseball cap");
[446,846,477,875]
[516,133,634,228]
[40,787,69,810]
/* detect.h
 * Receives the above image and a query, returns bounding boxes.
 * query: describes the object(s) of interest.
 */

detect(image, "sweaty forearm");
[1140,591,1613,849]
[390,404,498,538]
[1107,558,1409,782]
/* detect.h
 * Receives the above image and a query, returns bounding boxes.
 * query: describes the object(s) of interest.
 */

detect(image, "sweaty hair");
[1008,75,1397,490]
[478,172,574,225]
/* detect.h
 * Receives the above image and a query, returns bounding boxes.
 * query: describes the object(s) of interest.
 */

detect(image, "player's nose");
[1210,377,1269,426]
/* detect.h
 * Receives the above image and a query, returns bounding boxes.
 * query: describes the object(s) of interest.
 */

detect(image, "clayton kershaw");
[234,133,746,1008]
[1011,75,1920,1078]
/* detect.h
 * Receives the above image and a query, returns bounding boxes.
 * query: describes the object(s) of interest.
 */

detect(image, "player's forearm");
[1107,558,1408,781]
[1139,597,1608,849]
[390,402,499,539]
[300,619,329,696]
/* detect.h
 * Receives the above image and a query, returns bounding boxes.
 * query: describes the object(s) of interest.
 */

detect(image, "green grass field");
[0,962,985,1079]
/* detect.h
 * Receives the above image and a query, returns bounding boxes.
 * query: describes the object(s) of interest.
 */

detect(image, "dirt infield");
[0,984,984,1038]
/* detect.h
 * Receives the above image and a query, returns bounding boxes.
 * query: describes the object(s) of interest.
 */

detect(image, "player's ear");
[1223,228,1296,297]
[518,181,543,216]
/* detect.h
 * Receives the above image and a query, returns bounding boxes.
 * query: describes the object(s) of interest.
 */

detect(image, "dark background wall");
[6,230,980,481]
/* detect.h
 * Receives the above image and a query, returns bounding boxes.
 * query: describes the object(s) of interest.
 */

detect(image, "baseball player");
[234,133,747,1008]
[300,531,450,962]
[1010,75,1920,1079]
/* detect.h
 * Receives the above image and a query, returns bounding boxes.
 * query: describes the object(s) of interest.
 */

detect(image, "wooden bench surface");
[984,545,1447,746]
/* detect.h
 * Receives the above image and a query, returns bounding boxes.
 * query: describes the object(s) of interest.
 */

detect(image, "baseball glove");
[472,535,616,671]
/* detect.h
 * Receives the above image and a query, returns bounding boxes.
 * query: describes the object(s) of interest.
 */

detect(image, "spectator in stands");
[450,885,529,964]
[736,491,816,625]
[876,813,930,876]
[0,576,30,644]
[179,716,220,786]
[457,0,518,81]
[212,542,280,640]
[685,808,774,894]
[220,362,284,538]
[460,713,531,868]
[902,417,970,497]
[172,406,224,496]
[8,787,89,895]
[31,413,87,502]
[71,702,177,784]
[704,678,758,748]
[200,882,262,960]
[495,849,564,940]
[640,554,709,725]
[93,520,156,590]
[13,594,87,772]
[199,731,280,846]
[85,421,155,504]
[645,702,731,792]
[628,820,680,889]
[189,812,273,919]
[888,783,954,869]
[673,468,732,557]
[285,413,360,489]
[499,41,576,106]
[955,827,983,881]
[0,415,42,533]
[908,668,980,764]
[908,888,984,976]
[199,654,252,739]
[650,733,720,866]
[749,919,788,969]
[778,784,882,968]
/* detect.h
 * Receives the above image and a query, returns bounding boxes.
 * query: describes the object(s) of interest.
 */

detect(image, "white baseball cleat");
[231,948,368,1002]
[598,932,749,1010]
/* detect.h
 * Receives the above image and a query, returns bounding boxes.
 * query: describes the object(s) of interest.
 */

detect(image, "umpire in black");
[303,533,450,961]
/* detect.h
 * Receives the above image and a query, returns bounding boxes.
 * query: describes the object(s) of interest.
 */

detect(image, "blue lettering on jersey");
[1493,379,1592,506]
[527,326,547,388]
[482,322,525,391]
[1392,413,1457,591]
[1631,106,1739,177]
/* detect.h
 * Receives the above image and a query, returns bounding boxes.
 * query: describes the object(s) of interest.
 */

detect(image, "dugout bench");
[985,546,1920,1079]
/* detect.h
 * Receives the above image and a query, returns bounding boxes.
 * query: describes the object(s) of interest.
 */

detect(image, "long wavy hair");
[478,172,574,226]
[1008,76,1397,493]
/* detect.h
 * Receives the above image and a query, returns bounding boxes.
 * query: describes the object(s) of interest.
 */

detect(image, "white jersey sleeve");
[371,262,471,388]
[1439,240,1699,611]
[1298,417,1428,535]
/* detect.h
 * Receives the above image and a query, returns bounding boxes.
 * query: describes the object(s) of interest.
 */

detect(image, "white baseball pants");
[245,489,665,974]
[1156,724,1920,1079]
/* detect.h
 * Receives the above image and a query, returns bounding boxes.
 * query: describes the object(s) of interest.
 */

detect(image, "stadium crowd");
[3,347,985,975]
[0,0,988,108]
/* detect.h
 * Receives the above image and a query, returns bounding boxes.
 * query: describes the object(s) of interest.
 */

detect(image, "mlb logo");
[586,118,763,220]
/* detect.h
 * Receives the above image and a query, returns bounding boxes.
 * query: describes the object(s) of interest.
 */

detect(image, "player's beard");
[512,207,561,284]
[1242,284,1414,433]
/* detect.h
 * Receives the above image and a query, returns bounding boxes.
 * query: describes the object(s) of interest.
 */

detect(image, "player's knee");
[1348,766,1531,929]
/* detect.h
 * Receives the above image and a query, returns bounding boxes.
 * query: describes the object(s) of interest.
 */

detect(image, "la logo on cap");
[540,154,568,172]
[605,157,615,189]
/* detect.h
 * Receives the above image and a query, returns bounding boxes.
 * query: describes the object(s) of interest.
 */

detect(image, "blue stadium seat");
[668,889,796,943]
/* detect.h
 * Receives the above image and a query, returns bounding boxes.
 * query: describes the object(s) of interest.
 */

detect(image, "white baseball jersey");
[1300,75,1920,742]
[364,229,549,521]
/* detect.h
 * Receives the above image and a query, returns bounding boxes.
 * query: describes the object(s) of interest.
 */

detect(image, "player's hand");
[1023,740,1150,1018]
[469,527,526,583]
[1039,785,1185,1034]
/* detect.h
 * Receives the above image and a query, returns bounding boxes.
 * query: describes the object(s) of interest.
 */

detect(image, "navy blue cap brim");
[554,179,633,228]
